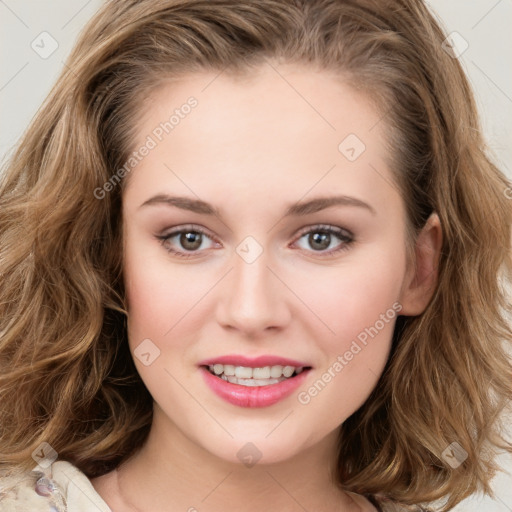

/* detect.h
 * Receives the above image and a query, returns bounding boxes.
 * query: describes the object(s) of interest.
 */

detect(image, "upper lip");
[198,354,312,368]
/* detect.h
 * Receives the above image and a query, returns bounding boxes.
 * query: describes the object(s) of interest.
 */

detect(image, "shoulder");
[346,491,382,511]
[352,493,433,512]
[0,461,112,512]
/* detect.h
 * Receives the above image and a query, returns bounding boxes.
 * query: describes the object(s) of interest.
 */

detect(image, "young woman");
[1,1,511,511]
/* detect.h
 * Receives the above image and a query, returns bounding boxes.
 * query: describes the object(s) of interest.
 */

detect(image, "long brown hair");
[1,1,511,511]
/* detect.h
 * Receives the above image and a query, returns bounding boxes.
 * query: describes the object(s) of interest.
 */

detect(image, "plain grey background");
[1,1,511,511]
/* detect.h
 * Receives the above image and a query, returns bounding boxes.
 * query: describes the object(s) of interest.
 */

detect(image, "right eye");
[156,225,221,259]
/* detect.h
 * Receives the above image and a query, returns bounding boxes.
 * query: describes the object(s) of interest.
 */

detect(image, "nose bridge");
[216,246,290,334]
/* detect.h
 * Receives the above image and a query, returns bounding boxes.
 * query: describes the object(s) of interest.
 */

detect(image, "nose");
[215,250,292,337]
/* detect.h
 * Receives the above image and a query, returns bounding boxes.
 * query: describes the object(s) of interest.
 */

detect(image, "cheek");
[295,317,397,424]
[123,233,193,347]
[292,247,405,410]
[296,244,406,348]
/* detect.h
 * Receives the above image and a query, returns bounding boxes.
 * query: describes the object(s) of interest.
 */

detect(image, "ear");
[398,212,443,316]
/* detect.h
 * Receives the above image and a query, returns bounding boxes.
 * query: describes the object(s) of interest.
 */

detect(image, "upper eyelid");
[160,224,217,239]
[293,224,353,238]
[160,223,352,236]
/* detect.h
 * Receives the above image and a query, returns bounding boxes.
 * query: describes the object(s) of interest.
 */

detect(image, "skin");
[91,62,442,512]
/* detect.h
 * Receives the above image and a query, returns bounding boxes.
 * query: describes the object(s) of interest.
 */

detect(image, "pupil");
[181,232,202,250]
[309,232,330,250]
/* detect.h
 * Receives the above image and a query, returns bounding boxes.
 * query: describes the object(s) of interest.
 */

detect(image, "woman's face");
[122,64,423,465]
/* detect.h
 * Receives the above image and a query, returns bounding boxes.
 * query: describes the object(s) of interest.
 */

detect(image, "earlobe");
[399,212,443,316]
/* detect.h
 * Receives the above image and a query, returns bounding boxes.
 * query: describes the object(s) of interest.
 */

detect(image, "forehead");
[124,63,398,214]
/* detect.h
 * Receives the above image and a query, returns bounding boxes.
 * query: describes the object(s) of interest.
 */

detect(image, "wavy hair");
[1,1,511,510]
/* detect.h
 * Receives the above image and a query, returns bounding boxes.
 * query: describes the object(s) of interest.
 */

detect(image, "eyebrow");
[139,194,377,216]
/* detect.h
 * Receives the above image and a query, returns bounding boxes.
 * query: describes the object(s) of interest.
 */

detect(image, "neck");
[114,405,355,512]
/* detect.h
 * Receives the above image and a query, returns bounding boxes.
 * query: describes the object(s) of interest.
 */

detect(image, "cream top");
[0,461,111,512]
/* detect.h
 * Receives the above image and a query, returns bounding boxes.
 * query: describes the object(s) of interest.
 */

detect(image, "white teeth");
[207,363,306,381]
[226,375,285,386]
[234,366,253,379]
[223,364,236,376]
[282,365,295,378]
[252,367,271,379]
[269,365,283,378]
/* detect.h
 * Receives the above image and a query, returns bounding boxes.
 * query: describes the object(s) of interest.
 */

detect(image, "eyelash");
[156,224,355,259]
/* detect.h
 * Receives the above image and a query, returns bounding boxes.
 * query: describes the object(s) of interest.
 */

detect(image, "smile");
[199,364,312,408]
[206,363,306,386]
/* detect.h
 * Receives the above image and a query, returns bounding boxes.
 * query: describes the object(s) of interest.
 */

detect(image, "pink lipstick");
[198,354,312,408]
[198,354,310,368]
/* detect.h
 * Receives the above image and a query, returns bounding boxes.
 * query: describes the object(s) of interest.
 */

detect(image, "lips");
[197,354,311,368]
[199,366,311,407]
[197,354,313,408]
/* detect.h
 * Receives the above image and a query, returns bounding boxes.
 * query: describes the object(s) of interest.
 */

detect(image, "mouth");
[201,363,312,387]
[197,355,313,407]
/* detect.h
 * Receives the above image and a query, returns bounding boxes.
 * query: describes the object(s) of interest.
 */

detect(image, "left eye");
[292,225,354,254]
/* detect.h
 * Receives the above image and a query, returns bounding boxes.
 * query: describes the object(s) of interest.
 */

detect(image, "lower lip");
[199,367,311,408]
